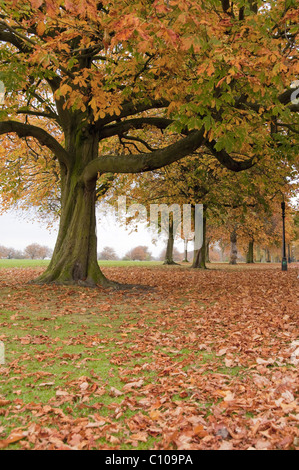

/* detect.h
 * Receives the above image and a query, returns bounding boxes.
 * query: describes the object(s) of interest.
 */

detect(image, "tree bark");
[219,242,227,262]
[34,135,110,287]
[229,228,238,265]
[163,217,178,265]
[182,238,189,262]
[206,238,211,264]
[288,244,292,263]
[256,245,262,262]
[246,239,254,263]
[192,205,207,269]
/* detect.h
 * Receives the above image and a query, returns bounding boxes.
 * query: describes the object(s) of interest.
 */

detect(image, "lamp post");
[281,198,287,271]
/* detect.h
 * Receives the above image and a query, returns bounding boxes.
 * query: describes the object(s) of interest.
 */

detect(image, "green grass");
[0,259,283,270]
[0,259,50,268]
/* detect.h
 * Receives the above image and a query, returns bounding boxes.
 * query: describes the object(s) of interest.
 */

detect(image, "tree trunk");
[163,217,178,265]
[288,244,292,263]
[192,205,206,269]
[266,248,271,263]
[256,245,262,262]
[246,239,254,263]
[182,238,189,262]
[206,238,211,264]
[34,135,110,287]
[229,228,238,265]
[220,244,226,262]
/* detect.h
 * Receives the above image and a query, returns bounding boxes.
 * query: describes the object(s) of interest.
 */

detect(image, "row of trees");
[98,232,299,264]
[104,151,298,268]
[98,245,152,261]
[0,243,52,260]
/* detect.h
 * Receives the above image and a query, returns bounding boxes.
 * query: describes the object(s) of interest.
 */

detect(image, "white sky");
[0,206,185,258]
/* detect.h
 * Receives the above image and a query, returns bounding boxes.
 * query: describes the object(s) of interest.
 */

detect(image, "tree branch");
[94,99,169,128]
[0,121,71,167]
[206,141,255,171]
[234,88,299,113]
[99,117,173,139]
[83,129,205,184]
[121,134,157,152]
[16,108,60,122]
[221,0,230,14]
[0,23,31,53]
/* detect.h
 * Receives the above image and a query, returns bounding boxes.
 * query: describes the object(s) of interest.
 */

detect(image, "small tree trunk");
[163,217,178,265]
[220,244,226,262]
[206,238,211,264]
[192,205,207,269]
[182,239,189,262]
[288,244,292,263]
[229,228,238,265]
[246,239,254,263]
[256,245,262,262]
[266,248,271,263]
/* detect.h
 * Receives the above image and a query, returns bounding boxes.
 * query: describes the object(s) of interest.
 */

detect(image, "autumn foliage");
[0,0,298,285]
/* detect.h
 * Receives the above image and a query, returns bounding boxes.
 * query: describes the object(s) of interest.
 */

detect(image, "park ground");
[0,261,298,450]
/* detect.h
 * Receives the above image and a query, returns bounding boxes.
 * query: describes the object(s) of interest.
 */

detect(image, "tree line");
[0,243,52,260]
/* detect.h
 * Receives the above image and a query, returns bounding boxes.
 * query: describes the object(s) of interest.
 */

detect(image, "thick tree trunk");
[163,217,178,265]
[246,239,254,263]
[34,135,110,287]
[192,205,206,269]
[266,248,271,263]
[229,228,238,265]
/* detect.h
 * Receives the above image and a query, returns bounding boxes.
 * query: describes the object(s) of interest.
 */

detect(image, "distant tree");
[12,250,26,260]
[24,243,52,260]
[98,246,118,261]
[126,246,151,261]
[6,247,19,259]
[0,245,8,259]
[39,246,52,259]
[159,247,182,263]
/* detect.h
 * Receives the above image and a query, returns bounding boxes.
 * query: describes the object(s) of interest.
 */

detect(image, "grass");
[0,259,50,268]
[0,259,284,269]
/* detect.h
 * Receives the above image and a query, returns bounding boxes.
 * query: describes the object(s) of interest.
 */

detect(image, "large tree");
[0,0,298,285]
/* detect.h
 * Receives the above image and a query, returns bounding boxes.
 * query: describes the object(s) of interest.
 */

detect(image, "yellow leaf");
[149,410,161,420]
[37,21,46,36]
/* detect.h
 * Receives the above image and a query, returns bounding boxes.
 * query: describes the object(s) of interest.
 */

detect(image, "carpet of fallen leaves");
[0,264,298,450]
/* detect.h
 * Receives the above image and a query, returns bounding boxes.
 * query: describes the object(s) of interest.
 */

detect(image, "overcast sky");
[0,206,184,258]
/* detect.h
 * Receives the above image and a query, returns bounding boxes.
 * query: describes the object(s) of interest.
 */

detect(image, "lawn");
[0,263,298,450]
